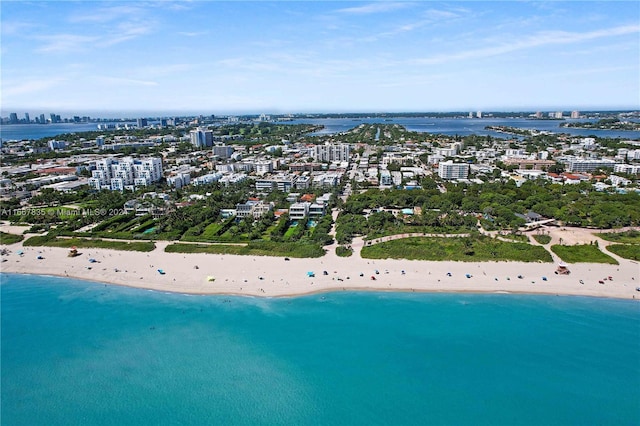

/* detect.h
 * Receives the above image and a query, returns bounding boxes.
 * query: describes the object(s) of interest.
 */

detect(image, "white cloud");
[99,22,155,46]
[2,78,67,97]
[35,34,98,53]
[413,24,640,65]
[95,76,159,86]
[68,5,144,23]
[335,2,413,15]
[357,7,468,42]
[177,31,208,37]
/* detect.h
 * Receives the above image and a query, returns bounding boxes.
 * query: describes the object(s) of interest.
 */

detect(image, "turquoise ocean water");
[2,273,639,426]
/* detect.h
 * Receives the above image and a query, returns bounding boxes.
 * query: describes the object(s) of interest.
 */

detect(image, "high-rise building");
[438,160,469,180]
[9,113,18,124]
[190,128,213,148]
[39,114,46,124]
[136,118,148,128]
[571,111,580,119]
[313,143,350,162]
[476,111,482,118]
[88,157,163,191]
[24,113,30,124]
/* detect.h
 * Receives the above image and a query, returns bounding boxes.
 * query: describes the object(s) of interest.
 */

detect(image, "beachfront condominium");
[88,157,163,191]
[438,160,469,180]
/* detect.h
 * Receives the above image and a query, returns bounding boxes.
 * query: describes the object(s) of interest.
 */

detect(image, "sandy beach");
[2,224,639,300]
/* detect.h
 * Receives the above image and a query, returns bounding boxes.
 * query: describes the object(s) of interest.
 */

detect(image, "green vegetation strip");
[0,232,24,245]
[361,236,553,262]
[532,234,552,244]
[606,244,640,261]
[599,230,640,244]
[335,246,353,257]
[23,235,155,252]
[165,241,325,258]
[550,244,618,264]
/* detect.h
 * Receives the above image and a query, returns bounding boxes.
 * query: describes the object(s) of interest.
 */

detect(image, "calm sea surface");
[2,118,639,141]
[2,273,639,426]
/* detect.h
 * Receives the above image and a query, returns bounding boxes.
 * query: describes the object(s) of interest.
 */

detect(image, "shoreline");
[2,238,638,300]
[3,271,638,302]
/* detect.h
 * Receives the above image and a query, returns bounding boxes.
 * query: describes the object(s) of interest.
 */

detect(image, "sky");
[1,1,639,117]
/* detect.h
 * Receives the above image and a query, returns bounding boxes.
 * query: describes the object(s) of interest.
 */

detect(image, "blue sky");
[1,1,639,116]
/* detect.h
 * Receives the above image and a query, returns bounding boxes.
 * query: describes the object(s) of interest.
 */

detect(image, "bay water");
[2,117,639,141]
[2,273,639,425]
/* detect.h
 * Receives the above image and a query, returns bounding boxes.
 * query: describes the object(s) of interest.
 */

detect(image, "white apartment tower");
[190,128,213,148]
[88,157,163,191]
[313,143,350,162]
[438,160,469,180]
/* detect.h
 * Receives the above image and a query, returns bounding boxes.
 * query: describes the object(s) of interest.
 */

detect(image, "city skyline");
[1,1,639,116]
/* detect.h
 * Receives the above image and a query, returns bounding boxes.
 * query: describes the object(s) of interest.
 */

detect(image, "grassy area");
[606,244,640,261]
[0,231,24,245]
[361,236,553,262]
[165,241,325,258]
[599,230,640,244]
[336,246,353,257]
[532,234,552,244]
[23,235,155,252]
[499,233,530,242]
[550,244,618,264]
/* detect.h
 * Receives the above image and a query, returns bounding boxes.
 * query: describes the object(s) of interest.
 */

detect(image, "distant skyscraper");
[24,113,30,124]
[9,113,18,124]
[137,118,148,128]
[571,111,580,119]
[40,114,46,124]
[476,111,482,118]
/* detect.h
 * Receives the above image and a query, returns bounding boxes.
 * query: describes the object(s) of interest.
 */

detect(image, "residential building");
[289,202,309,220]
[167,172,191,189]
[88,157,163,191]
[190,128,213,148]
[565,158,617,173]
[614,164,640,174]
[503,159,555,170]
[438,160,469,180]
[255,161,273,175]
[48,140,66,150]
[313,143,350,162]
[213,145,234,159]
[235,200,273,219]
[380,169,393,186]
